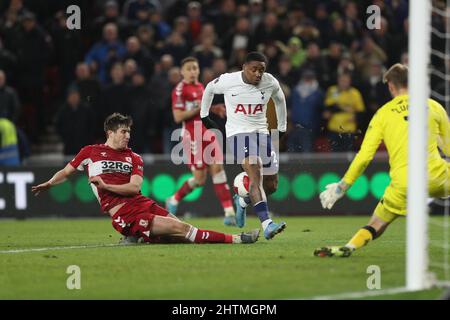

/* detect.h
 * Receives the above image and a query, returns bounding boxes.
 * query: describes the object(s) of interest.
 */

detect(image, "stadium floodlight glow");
[151,174,176,201]
[75,176,96,203]
[270,173,290,201]
[318,172,340,192]
[49,180,72,203]
[141,177,152,197]
[407,0,431,291]
[370,172,391,200]
[292,173,316,201]
[346,175,369,201]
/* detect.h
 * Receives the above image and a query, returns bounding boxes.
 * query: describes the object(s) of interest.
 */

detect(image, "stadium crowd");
[0,0,445,163]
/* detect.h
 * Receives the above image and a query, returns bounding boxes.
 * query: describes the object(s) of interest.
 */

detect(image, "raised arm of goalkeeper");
[320,112,383,209]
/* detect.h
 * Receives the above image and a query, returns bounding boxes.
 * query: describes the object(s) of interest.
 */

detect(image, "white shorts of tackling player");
[226,132,279,175]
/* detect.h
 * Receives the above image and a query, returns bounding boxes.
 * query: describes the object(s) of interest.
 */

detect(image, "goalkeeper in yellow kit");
[314,63,450,257]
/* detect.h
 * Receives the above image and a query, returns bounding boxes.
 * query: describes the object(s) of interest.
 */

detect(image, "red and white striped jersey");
[69,144,146,213]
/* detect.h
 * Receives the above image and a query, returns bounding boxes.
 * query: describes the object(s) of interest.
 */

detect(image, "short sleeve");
[69,146,92,171]
[209,74,227,94]
[172,84,185,110]
[131,153,144,177]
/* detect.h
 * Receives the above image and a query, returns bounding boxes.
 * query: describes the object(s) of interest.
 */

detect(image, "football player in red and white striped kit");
[166,57,237,226]
[31,113,259,244]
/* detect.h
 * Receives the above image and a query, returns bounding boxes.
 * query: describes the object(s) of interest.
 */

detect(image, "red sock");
[213,182,233,209]
[174,180,194,201]
[194,229,232,243]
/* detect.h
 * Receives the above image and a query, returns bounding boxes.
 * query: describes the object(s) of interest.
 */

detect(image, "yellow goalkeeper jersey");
[342,94,450,188]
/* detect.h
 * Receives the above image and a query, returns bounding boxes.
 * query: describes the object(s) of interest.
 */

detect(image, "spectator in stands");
[51,10,83,90]
[161,31,190,65]
[136,25,157,54]
[0,36,17,83]
[278,37,307,69]
[186,1,203,43]
[124,36,155,80]
[71,62,101,112]
[288,70,324,153]
[273,55,298,97]
[328,14,352,48]
[325,41,343,86]
[300,42,328,88]
[91,0,129,41]
[0,117,20,165]
[323,72,365,152]
[0,0,27,50]
[253,12,286,49]
[248,0,264,33]
[192,35,223,69]
[359,59,391,130]
[213,0,236,38]
[123,58,138,84]
[352,36,387,81]
[12,11,52,141]
[173,16,193,49]
[0,70,20,123]
[126,71,155,153]
[223,17,251,58]
[123,0,160,22]
[148,9,171,43]
[85,23,126,84]
[99,62,129,127]
[161,66,181,154]
[56,86,95,155]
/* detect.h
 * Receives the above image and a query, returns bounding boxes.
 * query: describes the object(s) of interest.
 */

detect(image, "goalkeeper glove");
[319,182,346,210]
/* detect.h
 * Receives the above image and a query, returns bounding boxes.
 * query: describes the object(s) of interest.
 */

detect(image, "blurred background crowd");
[0,0,447,164]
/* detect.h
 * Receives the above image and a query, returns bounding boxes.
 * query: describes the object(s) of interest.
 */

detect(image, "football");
[233,171,250,197]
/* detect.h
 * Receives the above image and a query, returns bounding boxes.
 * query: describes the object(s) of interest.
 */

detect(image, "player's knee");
[195,177,206,186]
[266,180,278,195]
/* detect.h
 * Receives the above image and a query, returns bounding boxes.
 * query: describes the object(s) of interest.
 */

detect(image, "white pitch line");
[0,243,126,254]
[300,286,413,300]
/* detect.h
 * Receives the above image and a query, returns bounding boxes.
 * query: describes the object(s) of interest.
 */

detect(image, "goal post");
[407,0,432,291]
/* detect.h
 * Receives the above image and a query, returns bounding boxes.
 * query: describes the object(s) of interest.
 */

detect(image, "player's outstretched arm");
[89,174,142,196]
[319,180,350,210]
[31,163,76,196]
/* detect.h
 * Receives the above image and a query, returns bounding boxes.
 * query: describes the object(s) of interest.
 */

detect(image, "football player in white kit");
[200,52,287,240]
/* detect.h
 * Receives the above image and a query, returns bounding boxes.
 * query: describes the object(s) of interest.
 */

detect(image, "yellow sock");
[346,228,373,250]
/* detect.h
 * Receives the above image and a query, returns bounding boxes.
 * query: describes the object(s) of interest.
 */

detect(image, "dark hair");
[383,63,408,89]
[104,113,133,133]
[181,56,199,67]
[245,51,268,64]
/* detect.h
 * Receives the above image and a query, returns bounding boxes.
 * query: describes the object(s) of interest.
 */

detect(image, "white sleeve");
[200,75,225,118]
[271,79,287,132]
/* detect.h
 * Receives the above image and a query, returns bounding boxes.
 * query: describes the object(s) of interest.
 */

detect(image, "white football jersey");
[200,71,287,137]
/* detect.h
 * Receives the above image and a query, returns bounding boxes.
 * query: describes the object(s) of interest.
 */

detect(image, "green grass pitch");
[0,216,447,299]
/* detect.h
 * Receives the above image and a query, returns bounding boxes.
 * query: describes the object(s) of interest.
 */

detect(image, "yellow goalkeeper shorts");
[374,162,449,223]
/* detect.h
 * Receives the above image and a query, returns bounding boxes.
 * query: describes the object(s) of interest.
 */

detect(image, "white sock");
[232,234,241,244]
[262,219,273,230]
[224,207,235,217]
[169,195,179,205]
[238,197,249,208]
[185,226,198,242]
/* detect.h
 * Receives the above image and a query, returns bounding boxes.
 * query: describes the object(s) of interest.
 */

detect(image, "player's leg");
[166,167,207,215]
[208,163,236,226]
[263,174,278,195]
[242,156,286,239]
[149,215,259,244]
[315,185,402,257]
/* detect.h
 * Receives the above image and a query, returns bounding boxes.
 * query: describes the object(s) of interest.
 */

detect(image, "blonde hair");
[382,63,408,89]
